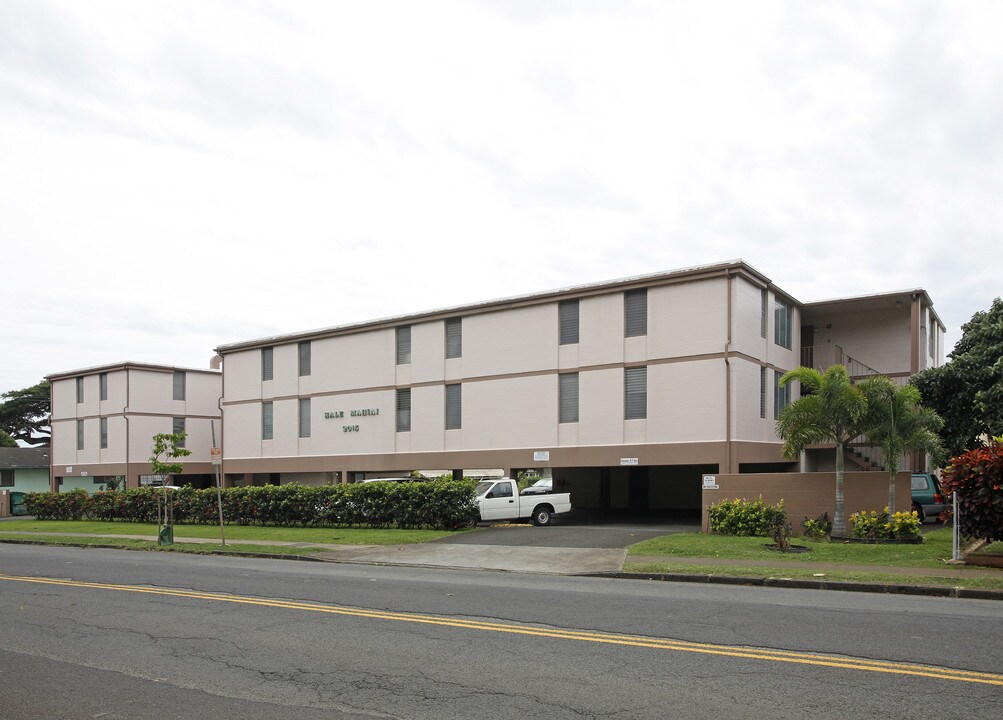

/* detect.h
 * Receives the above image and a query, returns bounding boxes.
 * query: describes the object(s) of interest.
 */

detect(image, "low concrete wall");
[701,471,911,532]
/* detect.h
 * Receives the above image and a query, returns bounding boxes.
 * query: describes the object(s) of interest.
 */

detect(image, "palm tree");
[776,365,867,537]
[858,376,945,515]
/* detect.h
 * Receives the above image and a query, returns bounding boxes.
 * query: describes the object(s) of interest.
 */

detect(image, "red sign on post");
[210,447,222,465]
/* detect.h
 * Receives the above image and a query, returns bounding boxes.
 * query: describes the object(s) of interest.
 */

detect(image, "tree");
[940,437,1003,542]
[776,365,867,537]
[0,429,17,448]
[149,432,191,545]
[858,376,945,515]
[0,380,51,446]
[912,298,1003,458]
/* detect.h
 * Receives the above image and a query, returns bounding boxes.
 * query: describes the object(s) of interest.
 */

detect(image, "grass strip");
[628,527,959,568]
[0,519,469,545]
[622,562,1003,591]
[0,533,327,556]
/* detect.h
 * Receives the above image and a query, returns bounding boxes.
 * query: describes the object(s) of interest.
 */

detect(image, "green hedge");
[24,481,478,531]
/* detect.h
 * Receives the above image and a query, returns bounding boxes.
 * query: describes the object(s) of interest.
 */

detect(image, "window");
[262,401,273,440]
[99,373,108,401]
[299,398,311,438]
[77,419,84,450]
[396,389,411,432]
[559,299,579,345]
[100,417,108,449]
[76,377,84,404]
[559,373,579,423]
[774,371,791,419]
[298,341,311,377]
[173,417,186,446]
[262,347,274,381]
[445,384,461,430]
[760,289,768,339]
[929,315,936,360]
[624,289,647,337]
[445,318,462,359]
[774,298,792,350]
[625,367,647,420]
[1,470,13,487]
[488,482,513,498]
[396,326,411,365]
[760,367,767,419]
[173,371,186,401]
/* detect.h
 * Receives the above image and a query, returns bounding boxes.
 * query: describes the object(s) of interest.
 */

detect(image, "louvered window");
[760,289,768,339]
[397,326,411,365]
[77,420,84,450]
[299,398,311,438]
[298,341,311,377]
[76,377,84,403]
[445,318,462,359]
[445,384,461,430]
[559,300,579,345]
[262,347,274,381]
[929,316,936,360]
[173,417,186,446]
[624,289,647,337]
[173,371,186,400]
[100,373,108,401]
[396,389,411,432]
[774,298,792,350]
[262,402,273,440]
[100,417,108,449]
[774,371,791,419]
[760,367,767,419]
[559,373,579,423]
[625,367,647,420]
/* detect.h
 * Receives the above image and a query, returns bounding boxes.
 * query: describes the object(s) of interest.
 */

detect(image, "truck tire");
[531,506,553,526]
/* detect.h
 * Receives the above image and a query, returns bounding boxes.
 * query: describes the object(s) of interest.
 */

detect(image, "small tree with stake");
[149,433,190,546]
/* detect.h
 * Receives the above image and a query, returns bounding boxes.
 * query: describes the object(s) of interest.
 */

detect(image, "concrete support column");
[452,469,463,481]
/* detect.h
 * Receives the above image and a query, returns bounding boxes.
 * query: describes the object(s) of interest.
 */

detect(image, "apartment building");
[214,259,944,515]
[47,363,222,491]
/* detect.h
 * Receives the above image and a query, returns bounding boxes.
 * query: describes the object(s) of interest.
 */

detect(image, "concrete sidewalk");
[1,530,1000,583]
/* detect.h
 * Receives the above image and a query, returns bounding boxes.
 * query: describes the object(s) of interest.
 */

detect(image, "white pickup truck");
[474,478,572,526]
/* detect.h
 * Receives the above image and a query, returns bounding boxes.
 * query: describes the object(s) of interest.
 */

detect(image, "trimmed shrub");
[21,481,477,531]
[800,512,832,540]
[708,496,786,536]
[849,509,922,540]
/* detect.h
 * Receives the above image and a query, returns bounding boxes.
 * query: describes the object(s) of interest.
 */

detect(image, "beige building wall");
[47,364,221,489]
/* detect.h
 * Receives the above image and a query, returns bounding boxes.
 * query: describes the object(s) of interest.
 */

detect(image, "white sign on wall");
[533,451,550,462]
[702,475,720,490]
[620,458,639,466]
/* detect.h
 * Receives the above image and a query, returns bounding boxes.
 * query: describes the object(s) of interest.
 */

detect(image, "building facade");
[43,261,943,517]
[47,363,222,491]
[214,260,944,515]
[0,447,51,515]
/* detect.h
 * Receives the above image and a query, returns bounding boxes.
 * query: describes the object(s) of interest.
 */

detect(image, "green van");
[910,473,947,522]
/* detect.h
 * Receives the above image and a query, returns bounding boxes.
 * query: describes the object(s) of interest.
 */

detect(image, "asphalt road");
[1,544,1000,720]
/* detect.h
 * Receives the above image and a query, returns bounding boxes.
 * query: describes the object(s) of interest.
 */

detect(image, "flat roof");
[803,289,945,330]
[46,361,221,382]
[216,259,794,353]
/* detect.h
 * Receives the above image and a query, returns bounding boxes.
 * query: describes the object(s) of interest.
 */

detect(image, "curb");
[606,571,1003,601]
[0,538,327,562]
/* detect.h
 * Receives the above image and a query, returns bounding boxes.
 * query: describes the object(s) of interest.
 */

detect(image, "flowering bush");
[941,438,1003,542]
[849,508,922,540]
[708,497,786,536]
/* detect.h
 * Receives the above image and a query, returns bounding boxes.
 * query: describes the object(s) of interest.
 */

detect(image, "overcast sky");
[2,0,1000,394]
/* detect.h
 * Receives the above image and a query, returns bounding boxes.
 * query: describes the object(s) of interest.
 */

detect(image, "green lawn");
[628,527,959,568]
[0,519,471,546]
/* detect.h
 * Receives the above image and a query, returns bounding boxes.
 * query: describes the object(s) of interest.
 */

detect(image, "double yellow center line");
[2,573,999,687]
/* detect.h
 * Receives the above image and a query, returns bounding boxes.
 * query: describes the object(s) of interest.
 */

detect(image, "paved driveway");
[433,514,697,549]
